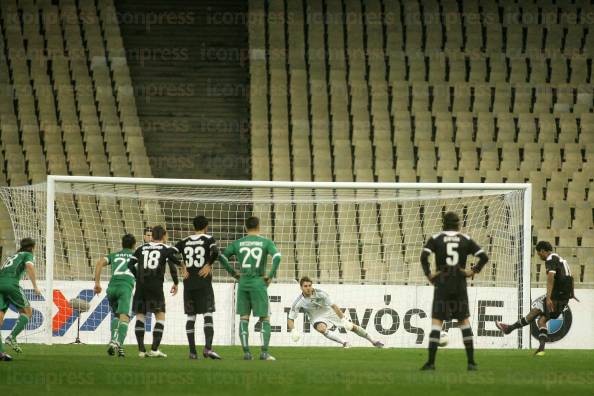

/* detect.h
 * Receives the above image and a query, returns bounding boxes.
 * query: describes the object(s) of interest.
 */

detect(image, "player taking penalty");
[288,276,384,348]
[94,234,137,357]
[219,216,281,361]
[496,241,575,356]
[0,238,41,361]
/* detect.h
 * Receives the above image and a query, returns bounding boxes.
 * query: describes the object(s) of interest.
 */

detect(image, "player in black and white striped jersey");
[496,241,575,356]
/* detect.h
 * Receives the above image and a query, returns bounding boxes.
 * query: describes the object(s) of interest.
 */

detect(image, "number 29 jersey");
[175,234,218,290]
[221,235,279,279]
[423,231,484,289]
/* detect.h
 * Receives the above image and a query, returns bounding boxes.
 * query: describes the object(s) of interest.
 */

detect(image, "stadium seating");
[0,0,151,278]
[247,0,594,286]
[0,0,591,287]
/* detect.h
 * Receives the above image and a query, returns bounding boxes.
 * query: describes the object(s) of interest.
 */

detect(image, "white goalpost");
[0,175,531,349]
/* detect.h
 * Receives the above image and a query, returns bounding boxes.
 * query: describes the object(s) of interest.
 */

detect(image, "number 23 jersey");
[105,248,135,288]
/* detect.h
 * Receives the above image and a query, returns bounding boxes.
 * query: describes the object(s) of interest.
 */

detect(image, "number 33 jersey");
[175,234,218,289]
[423,231,484,288]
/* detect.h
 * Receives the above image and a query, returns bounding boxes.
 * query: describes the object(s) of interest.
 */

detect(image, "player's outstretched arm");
[25,262,41,295]
[93,257,108,294]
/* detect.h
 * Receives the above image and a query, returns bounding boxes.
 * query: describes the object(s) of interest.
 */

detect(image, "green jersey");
[105,249,135,288]
[220,235,281,279]
[0,251,35,283]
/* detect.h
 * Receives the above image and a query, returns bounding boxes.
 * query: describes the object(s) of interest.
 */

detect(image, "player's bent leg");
[5,306,30,354]
[114,314,129,357]
[535,315,548,356]
[351,324,383,348]
[497,308,542,335]
[107,292,123,356]
[109,316,119,345]
[107,291,119,344]
[315,322,347,347]
[112,288,132,348]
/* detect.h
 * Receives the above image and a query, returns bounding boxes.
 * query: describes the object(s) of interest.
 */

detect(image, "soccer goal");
[0,176,531,349]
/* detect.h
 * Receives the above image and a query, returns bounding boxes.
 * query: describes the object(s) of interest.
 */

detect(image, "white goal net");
[0,176,531,349]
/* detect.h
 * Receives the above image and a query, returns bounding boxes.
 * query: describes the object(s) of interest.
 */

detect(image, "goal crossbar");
[34,176,531,348]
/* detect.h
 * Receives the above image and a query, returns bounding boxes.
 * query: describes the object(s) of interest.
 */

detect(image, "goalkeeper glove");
[341,317,354,331]
[290,329,301,342]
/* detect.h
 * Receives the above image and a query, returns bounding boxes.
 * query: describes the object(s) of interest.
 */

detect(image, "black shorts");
[133,286,166,314]
[431,287,470,321]
[545,299,568,320]
[184,284,215,315]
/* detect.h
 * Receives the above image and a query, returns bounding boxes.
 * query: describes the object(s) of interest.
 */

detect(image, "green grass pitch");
[1,345,593,395]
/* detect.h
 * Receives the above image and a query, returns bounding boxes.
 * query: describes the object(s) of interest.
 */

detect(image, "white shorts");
[310,313,343,329]
[531,295,546,312]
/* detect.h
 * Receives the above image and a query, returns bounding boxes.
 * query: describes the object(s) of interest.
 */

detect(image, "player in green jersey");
[0,238,41,360]
[219,216,281,361]
[94,234,137,357]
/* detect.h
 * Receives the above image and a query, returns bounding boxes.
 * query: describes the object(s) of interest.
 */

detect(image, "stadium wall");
[5,282,592,349]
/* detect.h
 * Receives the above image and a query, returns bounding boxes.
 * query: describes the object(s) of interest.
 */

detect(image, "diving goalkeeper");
[287,276,384,348]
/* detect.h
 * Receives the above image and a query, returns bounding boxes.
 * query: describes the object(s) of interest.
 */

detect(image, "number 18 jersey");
[129,242,180,288]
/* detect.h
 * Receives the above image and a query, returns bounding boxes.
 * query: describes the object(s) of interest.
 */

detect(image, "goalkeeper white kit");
[288,289,345,328]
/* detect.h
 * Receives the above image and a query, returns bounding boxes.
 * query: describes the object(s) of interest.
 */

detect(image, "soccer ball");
[438,331,449,347]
